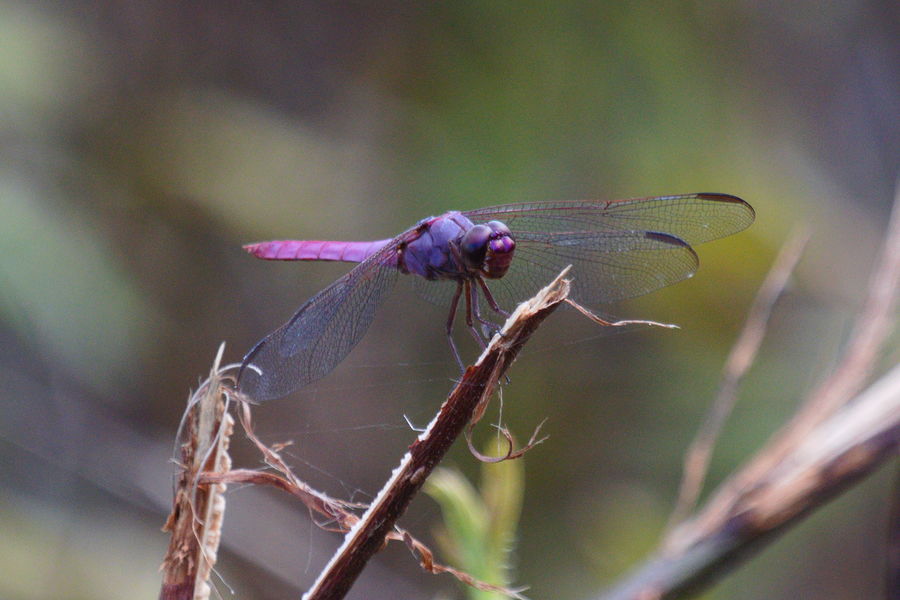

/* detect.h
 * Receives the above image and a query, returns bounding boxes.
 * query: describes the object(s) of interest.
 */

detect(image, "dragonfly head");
[460,220,516,279]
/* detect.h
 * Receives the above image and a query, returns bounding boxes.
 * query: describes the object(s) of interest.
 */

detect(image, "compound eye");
[487,220,511,237]
[460,224,492,266]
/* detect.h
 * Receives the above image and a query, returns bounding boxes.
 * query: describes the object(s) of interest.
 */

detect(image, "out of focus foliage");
[425,437,526,600]
[0,2,896,599]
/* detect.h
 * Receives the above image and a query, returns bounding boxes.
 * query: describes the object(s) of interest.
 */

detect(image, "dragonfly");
[238,193,754,401]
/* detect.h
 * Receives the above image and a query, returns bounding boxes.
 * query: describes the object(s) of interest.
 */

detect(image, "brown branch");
[199,469,360,531]
[593,185,900,600]
[399,530,529,599]
[235,397,366,526]
[598,366,900,600]
[302,268,572,600]
[673,182,900,551]
[160,344,235,600]
[667,228,809,529]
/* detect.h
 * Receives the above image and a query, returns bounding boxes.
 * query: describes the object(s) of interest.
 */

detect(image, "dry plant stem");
[667,228,810,529]
[598,363,900,600]
[672,184,900,549]
[714,187,900,516]
[239,399,364,525]
[303,269,572,600]
[595,186,900,600]
[200,469,359,531]
[565,299,679,330]
[160,344,235,600]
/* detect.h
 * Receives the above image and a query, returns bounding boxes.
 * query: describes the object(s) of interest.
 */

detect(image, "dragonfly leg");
[464,279,488,349]
[477,277,510,318]
[446,280,465,371]
[472,278,511,386]
[472,277,506,339]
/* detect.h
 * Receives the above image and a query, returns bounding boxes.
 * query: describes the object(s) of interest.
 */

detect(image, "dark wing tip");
[644,231,700,274]
[644,230,700,280]
[695,193,756,219]
[644,230,691,248]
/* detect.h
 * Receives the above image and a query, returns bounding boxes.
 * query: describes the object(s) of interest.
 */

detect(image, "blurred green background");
[1,2,896,599]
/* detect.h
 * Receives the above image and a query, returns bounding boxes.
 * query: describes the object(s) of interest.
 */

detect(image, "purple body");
[400,213,476,279]
[238,194,755,401]
[244,211,516,282]
[245,238,393,263]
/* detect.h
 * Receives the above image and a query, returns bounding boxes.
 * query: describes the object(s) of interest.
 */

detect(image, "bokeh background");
[1,2,897,599]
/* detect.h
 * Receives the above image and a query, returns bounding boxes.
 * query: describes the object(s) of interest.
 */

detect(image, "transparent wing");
[412,276,460,308]
[462,193,753,310]
[481,230,699,312]
[238,240,402,401]
[463,193,755,247]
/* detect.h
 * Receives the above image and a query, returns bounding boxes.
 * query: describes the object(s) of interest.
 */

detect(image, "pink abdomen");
[244,239,393,263]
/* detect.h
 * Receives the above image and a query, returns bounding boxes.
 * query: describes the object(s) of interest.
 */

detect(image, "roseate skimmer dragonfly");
[238,193,754,400]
